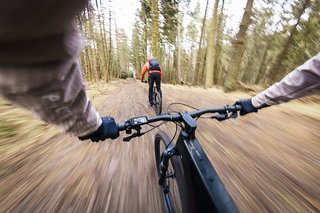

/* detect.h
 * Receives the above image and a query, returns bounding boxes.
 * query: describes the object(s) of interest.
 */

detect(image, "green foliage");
[140,0,152,19]
[186,22,197,43]
[160,0,179,44]
[236,0,319,87]
[128,71,134,78]
[282,0,320,74]
[0,122,17,138]
[130,20,146,74]
[120,71,130,79]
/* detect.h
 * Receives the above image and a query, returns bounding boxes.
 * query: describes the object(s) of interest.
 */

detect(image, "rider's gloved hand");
[234,99,258,115]
[79,117,119,142]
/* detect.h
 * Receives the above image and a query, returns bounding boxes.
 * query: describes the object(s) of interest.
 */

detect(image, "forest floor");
[0,78,319,212]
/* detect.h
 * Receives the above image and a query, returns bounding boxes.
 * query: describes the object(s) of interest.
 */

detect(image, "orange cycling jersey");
[140,61,163,80]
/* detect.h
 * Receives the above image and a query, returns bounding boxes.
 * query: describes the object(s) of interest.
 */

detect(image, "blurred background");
[0,0,319,212]
[77,0,320,91]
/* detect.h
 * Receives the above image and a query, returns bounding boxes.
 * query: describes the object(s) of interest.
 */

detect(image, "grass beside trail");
[0,81,115,143]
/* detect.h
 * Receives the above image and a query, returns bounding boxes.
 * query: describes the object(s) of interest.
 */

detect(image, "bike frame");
[118,105,241,212]
[159,113,237,212]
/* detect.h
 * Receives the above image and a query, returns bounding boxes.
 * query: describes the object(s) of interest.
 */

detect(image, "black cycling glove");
[234,99,258,115]
[79,117,119,142]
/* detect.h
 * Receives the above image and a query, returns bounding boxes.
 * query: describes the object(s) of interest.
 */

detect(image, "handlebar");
[117,105,242,132]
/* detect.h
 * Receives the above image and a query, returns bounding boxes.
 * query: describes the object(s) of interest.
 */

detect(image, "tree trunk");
[200,46,208,85]
[107,0,112,82]
[86,6,98,82]
[254,44,269,84]
[100,0,108,81]
[114,21,121,78]
[214,0,225,86]
[174,12,182,84]
[193,0,209,85]
[166,46,171,84]
[224,0,254,92]
[205,0,219,88]
[151,0,160,59]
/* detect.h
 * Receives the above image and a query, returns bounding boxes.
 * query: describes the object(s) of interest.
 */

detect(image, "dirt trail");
[0,78,319,212]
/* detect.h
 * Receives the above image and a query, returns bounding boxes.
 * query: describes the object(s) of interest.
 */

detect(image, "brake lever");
[212,114,227,121]
[123,136,132,142]
[229,111,238,119]
[123,132,145,142]
[212,111,238,121]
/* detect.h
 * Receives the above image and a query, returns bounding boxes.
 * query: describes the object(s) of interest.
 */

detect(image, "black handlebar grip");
[117,123,126,131]
[235,104,242,111]
[224,105,240,112]
[227,105,242,112]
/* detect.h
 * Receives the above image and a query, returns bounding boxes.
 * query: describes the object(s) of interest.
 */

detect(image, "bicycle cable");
[144,121,168,134]
[147,121,167,128]
[166,122,179,148]
[166,102,199,114]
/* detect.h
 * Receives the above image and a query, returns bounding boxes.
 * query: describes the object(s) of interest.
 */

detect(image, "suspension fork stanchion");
[158,147,177,186]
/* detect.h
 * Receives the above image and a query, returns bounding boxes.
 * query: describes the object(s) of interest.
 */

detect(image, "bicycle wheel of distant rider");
[154,131,188,213]
[154,90,162,115]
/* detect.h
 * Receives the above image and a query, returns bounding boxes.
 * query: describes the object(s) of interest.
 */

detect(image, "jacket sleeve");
[140,62,148,80]
[0,0,102,137]
[252,53,320,108]
[0,60,102,137]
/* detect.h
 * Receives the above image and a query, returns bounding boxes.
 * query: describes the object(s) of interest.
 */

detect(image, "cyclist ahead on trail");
[140,55,163,106]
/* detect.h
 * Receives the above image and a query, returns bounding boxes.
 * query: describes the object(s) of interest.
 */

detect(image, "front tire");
[154,90,162,115]
[154,132,188,213]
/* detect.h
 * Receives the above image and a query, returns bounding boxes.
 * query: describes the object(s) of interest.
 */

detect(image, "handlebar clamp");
[180,112,197,138]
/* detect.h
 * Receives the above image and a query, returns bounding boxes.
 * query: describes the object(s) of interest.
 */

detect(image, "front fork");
[158,146,177,188]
